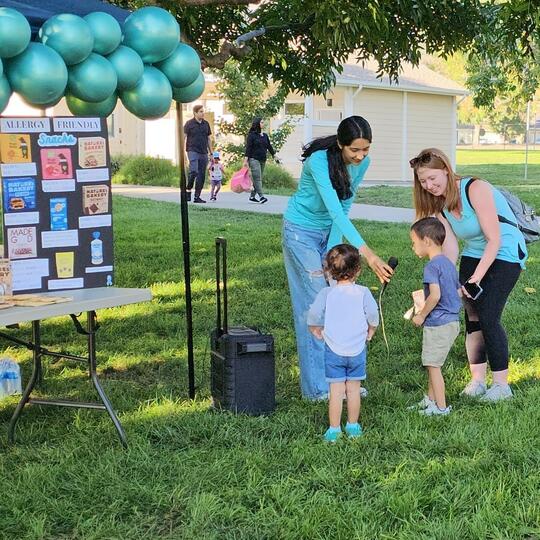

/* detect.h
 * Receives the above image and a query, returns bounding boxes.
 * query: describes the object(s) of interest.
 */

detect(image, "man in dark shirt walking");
[184,104,213,203]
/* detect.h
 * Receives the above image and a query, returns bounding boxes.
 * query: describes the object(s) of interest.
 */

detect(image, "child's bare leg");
[345,380,361,424]
[329,382,345,427]
[427,370,434,401]
[214,184,221,196]
[210,184,215,198]
[427,366,446,409]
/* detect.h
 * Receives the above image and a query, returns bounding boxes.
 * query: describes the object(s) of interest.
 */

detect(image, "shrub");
[262,162,296,189]
[113,155,179,187]
[110,154,135,176]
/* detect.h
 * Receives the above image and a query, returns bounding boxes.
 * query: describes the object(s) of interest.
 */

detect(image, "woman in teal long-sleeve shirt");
[282,116,393,401]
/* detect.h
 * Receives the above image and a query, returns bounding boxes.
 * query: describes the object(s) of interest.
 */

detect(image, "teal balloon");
[156,43,201,88]
[66,92,118,117]
[120,66,172,120]
[39,13,94,65]
[0,58,2,78]
[84,12,122,56]
[172,72,205,103]
[21,93,63,109]
[123,7,180,63]
[6,43,68,105]
[0,7,31,58]
[106,45,144,90]
[68,53,117,102]
[0,74,11,113]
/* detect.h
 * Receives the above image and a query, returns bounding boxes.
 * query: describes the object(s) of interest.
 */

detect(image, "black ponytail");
[301,116,372,200]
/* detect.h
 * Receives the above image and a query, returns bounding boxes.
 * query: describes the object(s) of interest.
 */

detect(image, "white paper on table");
[78,215,112,229]
[4,212,40,226]
[11,258,50,291]
[76,168,109,183]
[41,230,79,248]
[41,179,76,193]
[1,163,37,177]
[48,278,84,290]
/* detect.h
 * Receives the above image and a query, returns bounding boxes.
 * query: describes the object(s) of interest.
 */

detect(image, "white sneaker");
[360,387,368,398]
[419,402,452,416]
[479,383,513,402]
[460,380,487,397]
[407,395,434,410]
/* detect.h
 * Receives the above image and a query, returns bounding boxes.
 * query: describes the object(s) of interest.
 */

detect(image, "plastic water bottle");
[0,358,22,399]
[91,231,103,265]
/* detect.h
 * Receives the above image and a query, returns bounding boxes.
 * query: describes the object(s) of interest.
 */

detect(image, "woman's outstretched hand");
[360,245,394,283]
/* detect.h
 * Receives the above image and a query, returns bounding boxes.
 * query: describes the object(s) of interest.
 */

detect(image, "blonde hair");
[410,148,462,218]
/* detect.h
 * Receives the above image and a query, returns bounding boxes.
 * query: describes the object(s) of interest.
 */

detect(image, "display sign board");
[0,117,113,294]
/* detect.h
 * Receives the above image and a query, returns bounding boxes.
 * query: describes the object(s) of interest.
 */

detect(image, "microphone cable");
[377,257,398,359]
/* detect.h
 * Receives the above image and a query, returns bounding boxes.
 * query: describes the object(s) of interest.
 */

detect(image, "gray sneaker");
[419,402,452,416]
[479,383,513,402]
[460,380,487,397]
[407,395,434,410]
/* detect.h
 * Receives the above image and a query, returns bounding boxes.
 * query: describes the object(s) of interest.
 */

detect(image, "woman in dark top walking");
[243,117,277,204]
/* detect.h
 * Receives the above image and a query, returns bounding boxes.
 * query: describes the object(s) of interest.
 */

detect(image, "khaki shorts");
[422,321,460,367]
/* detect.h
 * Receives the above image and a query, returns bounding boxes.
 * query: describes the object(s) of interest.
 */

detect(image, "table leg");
[87,311,128,448]
[8,321,41,444]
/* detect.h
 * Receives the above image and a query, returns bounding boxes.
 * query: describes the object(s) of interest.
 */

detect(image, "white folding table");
[0,287,152,448]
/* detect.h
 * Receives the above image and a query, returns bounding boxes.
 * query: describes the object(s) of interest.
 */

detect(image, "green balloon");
[68,53,117,102]
[6,43,68,106]
[106,45,144,90]
[39,13,94,66]
[84,12,122,56]
[120,66,172,120]
[0,7,31,58]
[123,7,180,63]
[172,72,205,103]
[66,92,118,117]
[156,43,201,88]
[0,74,11,113]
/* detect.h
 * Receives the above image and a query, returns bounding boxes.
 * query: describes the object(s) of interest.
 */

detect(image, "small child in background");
[308,244,379,442]
[409,217,461,416]
[208,151,225,201]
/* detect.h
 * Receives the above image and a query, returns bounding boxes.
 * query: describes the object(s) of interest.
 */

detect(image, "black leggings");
[459,256,521,372]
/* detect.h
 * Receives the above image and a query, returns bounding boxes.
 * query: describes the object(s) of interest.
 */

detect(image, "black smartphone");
[463,281,483,300]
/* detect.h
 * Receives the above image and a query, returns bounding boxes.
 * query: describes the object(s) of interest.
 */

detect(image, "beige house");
[275,61,467,181]
[3,62,465,183]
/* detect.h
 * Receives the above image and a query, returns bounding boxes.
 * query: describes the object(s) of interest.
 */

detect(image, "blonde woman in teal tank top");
[410,148,526,403]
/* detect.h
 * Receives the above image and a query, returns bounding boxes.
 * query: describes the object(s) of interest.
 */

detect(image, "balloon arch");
[0,6,205,119]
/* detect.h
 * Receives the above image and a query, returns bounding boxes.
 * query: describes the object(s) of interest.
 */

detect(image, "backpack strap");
[463,177,519,230]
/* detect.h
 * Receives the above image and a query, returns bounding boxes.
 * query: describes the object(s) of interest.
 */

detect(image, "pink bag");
[230,167,252,193]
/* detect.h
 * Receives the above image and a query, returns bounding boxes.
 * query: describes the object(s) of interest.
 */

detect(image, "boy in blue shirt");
[410,217,461,416]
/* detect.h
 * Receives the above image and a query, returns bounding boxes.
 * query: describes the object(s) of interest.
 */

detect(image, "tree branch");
[173,0,261,5]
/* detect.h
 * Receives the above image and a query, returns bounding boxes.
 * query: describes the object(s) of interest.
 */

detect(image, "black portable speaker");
[210,237,275,415]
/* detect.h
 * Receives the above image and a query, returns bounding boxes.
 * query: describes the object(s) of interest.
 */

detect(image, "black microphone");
[381,256,398,294]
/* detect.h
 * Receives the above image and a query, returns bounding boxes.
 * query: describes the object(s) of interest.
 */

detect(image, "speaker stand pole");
[176,101,195,399]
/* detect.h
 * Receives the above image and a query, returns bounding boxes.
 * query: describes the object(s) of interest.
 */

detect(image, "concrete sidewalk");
[112,184,415,223]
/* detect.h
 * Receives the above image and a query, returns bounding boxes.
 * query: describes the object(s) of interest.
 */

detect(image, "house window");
[284,102,305,116]
[107,114,115,137]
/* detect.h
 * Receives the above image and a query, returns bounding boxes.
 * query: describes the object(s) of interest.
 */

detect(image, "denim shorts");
[324,343,367,382]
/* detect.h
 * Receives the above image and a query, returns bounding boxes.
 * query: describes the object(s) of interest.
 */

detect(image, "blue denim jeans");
[282,219,330,399]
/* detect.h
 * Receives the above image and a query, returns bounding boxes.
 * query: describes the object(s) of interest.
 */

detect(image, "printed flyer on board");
[0,117,114,294]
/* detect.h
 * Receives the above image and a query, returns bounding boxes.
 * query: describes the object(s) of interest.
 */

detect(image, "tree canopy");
[115,1,540,106]
[117,0,484,95]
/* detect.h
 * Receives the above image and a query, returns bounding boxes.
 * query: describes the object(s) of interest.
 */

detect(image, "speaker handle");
[215,237,228,335]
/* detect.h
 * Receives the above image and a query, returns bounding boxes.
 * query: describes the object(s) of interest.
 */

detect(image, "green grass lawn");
[356,149,540,209]
[1,197,539,539]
